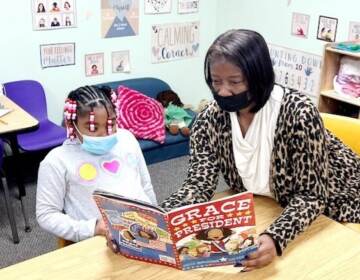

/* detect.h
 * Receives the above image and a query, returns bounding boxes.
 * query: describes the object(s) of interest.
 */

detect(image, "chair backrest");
[4,80,48,122]
[321,113,360,155]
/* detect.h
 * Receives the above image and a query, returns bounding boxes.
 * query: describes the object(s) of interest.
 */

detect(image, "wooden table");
[0,95,38,242]
[0,95,38,135]
[1,191,360,279]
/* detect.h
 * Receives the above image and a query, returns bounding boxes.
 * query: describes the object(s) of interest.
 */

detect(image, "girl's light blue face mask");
[74,125,118,155]
[81,134,118,155]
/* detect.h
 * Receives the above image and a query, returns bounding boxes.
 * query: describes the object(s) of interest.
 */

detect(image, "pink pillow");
[116,86,165,143]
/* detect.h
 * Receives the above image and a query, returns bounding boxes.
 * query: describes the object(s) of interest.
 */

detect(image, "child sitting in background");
[36,85,157,242]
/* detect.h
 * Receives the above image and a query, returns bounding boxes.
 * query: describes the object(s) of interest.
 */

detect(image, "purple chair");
[3,80,66,151]
[0,139,19,243]
[3,80,66,233]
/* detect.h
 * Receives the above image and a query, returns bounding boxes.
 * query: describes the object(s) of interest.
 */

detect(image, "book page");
[93,191,179,268]
[167,192,257,270]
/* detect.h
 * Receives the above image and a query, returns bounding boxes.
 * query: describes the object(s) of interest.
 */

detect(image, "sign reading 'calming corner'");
[151,21,200,63]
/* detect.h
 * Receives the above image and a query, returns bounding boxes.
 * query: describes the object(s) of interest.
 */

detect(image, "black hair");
[37,3,45,12]
[204,29,275,113]
[67,85,115,121]
[156,89,184,108]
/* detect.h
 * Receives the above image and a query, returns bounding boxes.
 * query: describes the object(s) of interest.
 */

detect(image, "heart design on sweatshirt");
[102,160,120,174]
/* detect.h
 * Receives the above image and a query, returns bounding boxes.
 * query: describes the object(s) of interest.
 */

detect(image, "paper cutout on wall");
[101,0,139,38]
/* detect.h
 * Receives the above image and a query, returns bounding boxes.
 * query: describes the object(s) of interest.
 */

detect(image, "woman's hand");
[239,234,277,272]
[95,218,107,236]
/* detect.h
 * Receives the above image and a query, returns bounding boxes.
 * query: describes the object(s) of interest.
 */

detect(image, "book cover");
[93,191,257,270]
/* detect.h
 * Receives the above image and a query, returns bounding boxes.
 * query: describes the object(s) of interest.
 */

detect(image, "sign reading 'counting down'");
[268,43,322,102]
[151,21,200,63]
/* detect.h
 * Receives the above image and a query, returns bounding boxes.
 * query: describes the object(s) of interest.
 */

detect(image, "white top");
[36,129,157,242]
[230,85,284,197]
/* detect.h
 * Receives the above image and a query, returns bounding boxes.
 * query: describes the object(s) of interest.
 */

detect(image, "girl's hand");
[95,218,107,236]
[239,234,277,272]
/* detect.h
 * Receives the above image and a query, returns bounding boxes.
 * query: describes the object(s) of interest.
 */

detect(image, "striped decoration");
[117,86,165,143]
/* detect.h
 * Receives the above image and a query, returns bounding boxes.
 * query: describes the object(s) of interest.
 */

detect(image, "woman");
[37,2,46,13]
[161,29,360,271]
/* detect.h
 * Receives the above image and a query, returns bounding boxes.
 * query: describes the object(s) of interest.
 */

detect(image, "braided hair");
[64,85,119,139]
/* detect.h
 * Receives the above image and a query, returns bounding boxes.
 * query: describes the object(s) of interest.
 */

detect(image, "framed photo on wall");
[112,51,131,73]
[144,0,172,14]
[348,21,360,41]
[32,0,77,30]
[40,42,75,68]
[178,0,199,14]
[85,53,104,77]
[317,15,338,42]
[291,12,310,38]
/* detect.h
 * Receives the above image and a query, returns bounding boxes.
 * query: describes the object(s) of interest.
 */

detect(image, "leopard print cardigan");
[160,88,360,255]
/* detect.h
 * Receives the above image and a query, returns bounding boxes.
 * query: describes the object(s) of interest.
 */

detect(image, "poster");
[40,43,75,68]
[291,13,310,38]
[32,0,77,30]
[317,16,338,42]
[151,21,200,63]
[348,21,360,41]
[101,0,139,38]
[268,43,322,102]
[144,0,172,14]
[178,0,199,14]
[112,50,131,73]
[85,53,104,76]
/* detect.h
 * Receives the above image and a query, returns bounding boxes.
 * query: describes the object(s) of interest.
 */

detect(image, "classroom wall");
[216,0,360,55]
[0,1,218,124]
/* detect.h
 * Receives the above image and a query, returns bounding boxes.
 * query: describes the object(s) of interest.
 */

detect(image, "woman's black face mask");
[212,89,253,112]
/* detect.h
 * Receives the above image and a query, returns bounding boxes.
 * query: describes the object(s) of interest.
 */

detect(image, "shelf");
[326,46,360,58]
[320,90,360,107]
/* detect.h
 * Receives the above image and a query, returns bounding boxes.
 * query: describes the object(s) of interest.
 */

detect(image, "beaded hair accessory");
[64,98,77,140]
[107,119,113,135]
[89,111,95,132]
[108,89,119,135]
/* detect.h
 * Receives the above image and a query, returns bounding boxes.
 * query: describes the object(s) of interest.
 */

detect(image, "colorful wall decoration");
[32,0,77,30]
[151,21,200,63]
[40,42,75,68]
[144,0,172,14]
[101,0,139,38]
[268,43,322,101]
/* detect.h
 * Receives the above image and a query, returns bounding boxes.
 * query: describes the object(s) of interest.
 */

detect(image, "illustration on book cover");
[94,191,257,270]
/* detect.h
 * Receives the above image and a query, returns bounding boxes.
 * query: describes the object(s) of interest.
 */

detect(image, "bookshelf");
[318,42,360,119]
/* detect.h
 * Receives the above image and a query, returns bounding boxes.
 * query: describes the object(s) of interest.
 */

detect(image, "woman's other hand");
[239,234,277,272]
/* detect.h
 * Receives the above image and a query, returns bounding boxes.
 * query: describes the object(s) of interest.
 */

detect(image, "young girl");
[36,85,157,242]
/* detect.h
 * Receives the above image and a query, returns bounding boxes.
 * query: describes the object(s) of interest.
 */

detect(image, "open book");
[93,191,257,270]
